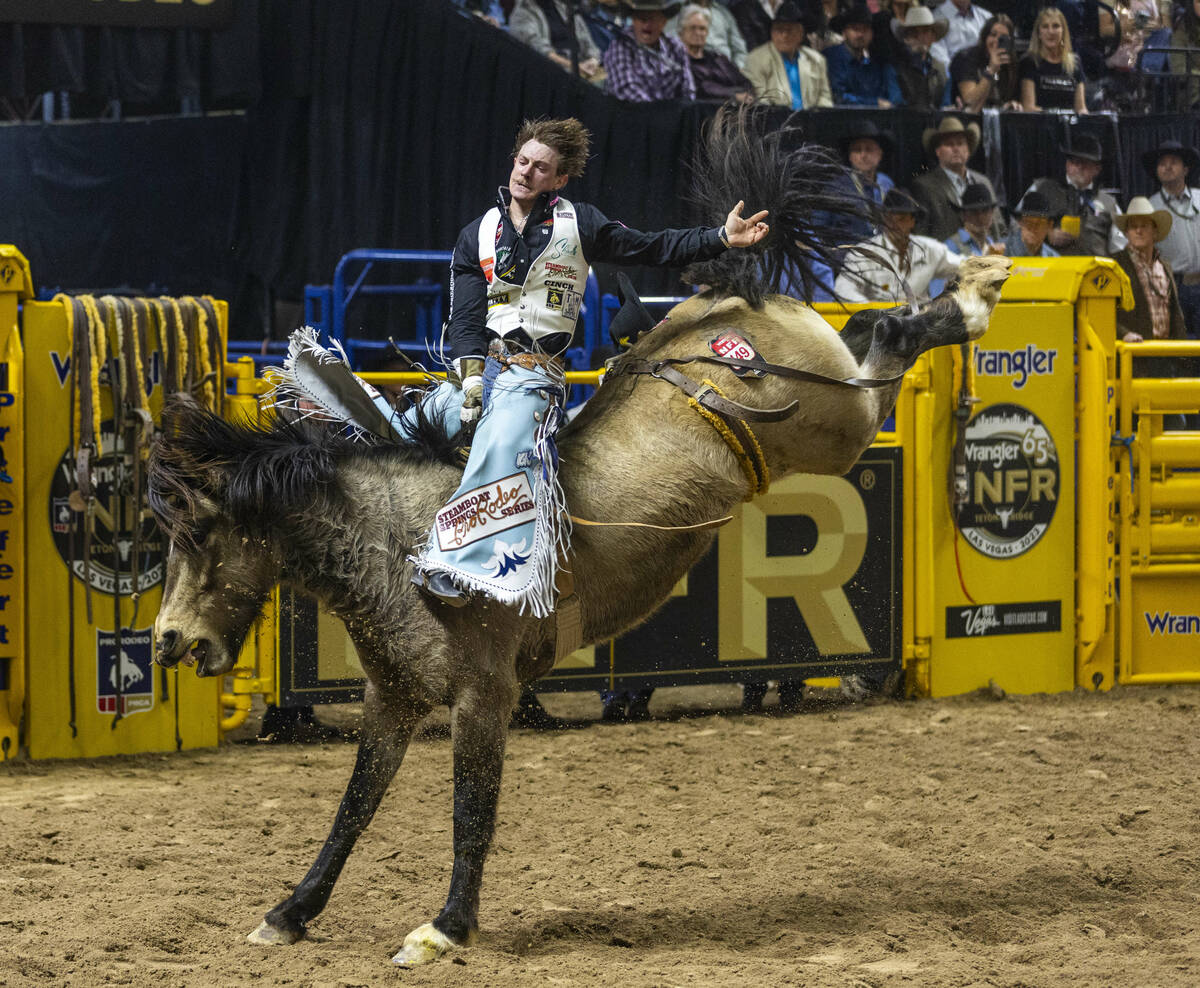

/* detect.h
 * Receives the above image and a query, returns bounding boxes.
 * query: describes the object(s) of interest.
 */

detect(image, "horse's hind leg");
[393,680,517,966]
[248,685,427,945]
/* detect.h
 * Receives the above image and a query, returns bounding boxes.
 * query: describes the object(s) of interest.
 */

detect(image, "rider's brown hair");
[511,118,591,178]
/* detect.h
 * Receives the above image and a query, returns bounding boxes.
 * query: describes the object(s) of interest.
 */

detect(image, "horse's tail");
[683,106,880,307]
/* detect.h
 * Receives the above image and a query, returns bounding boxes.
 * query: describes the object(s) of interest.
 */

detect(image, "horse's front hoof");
[247,919,303,946]
[392,921,459,967]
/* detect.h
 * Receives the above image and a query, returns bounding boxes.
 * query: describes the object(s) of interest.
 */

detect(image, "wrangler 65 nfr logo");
[959,403,1059,559]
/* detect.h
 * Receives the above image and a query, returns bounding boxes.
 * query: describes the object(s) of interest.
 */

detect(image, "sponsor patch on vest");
[487,292,510,309]
[710,331,765,378]
[548,237,578,260]
[435,472,537,551]
[544,262,578,278]
[480,256,494,282]
[546,286,583,321]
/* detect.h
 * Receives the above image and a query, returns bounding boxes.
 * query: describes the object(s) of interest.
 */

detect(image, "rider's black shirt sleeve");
[445,217,490,363]
[576,203,726,266]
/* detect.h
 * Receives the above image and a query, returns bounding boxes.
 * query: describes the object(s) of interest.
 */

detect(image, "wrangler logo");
[975,345,1058,389]
[1144,611,1200,634]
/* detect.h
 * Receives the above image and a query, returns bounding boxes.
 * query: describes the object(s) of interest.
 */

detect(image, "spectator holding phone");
[952,14,1021,110]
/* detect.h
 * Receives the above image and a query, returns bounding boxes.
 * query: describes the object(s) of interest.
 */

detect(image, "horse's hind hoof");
[247,920,303,946]
[392,921,459,967]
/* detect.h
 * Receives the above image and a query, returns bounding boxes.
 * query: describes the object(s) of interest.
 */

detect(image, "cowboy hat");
[839,119,895,159]
[881,188,926,216]
[772,0,823,31]
[830,3,873,32]
[1013,191,1057,220]
[621,0,683,15]
[892,6,949,42]
[958,183,998,211]
[1141,139,1200,180]
[1114,196,1173,242]
[922,116,980,156]
[1059,132,1104,163]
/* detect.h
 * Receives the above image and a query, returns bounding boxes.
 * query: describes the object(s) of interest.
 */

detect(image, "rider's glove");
[457,357,485,428]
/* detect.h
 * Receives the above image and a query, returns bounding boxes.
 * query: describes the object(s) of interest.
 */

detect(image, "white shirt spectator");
[835,232,962,303]
[1150,186,1200,278]
[930,0,993,67]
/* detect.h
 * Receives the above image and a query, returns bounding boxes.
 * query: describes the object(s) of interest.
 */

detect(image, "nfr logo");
[960,403,1059,559]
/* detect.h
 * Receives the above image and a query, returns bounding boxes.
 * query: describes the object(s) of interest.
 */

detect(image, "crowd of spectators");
[455,0,1195,112]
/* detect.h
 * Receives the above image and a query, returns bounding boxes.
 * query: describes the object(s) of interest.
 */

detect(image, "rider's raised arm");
[577,202,727,269]
[445,220,490,362]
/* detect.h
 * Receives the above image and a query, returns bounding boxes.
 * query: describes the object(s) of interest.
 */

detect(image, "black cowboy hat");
[1059,132,1104,163]
[958,183,998,211]
[830,3,874,32]
[1141,139,1200,180]
[838,119,894,158]
[1013,190,1057,219]
[621,0,683,15]
[773,0,823,32]
[881,188,926,217]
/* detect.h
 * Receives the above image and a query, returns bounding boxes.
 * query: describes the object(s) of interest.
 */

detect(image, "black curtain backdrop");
[0,114,245,300]
[0,0,262,107]
[0,0,1197,341]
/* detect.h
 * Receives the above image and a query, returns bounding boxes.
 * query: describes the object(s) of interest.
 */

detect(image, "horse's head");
[148,395,321,677]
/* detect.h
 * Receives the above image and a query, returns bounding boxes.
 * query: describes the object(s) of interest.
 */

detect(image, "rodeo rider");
[411,116,769,610]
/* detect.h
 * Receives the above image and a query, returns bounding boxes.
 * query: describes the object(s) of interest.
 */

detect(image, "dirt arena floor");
[2,681,1199,987]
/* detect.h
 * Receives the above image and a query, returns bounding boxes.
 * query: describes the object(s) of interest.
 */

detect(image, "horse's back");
[656,291,859,380]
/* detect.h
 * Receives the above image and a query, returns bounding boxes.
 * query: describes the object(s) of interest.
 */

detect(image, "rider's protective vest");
[476,197,588,343]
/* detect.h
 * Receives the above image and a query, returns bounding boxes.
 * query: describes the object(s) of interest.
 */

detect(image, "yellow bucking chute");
[3,274,230,760]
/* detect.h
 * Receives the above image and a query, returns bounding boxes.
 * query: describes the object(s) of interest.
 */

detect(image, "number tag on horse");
[710,331,765,378]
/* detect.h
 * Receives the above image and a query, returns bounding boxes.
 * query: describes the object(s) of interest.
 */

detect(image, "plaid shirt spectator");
[604,29,696,101]
[1129,248,1173,339]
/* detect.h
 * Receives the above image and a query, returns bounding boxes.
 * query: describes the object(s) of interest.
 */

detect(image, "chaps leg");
[250,689,425,945]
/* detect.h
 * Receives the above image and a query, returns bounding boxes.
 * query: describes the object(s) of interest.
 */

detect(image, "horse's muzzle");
[155,630,212,673]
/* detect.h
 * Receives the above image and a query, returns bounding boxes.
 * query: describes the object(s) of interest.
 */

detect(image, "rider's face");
[509,141,568,207]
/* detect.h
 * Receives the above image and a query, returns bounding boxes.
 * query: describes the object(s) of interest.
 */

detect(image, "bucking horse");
[149,110,1010,966]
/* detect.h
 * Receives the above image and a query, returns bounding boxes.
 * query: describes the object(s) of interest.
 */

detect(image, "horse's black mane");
[683,106,881,307]
[149,394,461,546]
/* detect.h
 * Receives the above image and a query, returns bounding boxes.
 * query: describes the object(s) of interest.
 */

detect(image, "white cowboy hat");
[892,6,950,42]
[1114,196,1172,242]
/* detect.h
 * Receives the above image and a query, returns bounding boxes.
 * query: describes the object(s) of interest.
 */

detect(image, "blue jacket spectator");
[1005,191,1061,257]
[825,4,904,106]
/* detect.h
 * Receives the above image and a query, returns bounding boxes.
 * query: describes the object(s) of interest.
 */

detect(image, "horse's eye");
[194,521,215,547]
